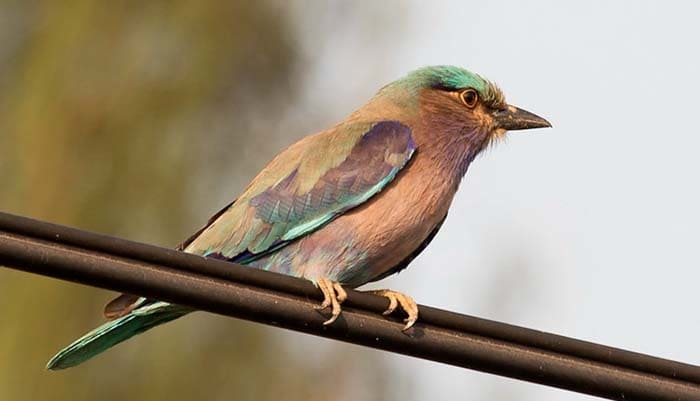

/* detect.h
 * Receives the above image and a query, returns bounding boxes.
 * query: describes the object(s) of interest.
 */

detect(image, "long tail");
[47,301,190,370]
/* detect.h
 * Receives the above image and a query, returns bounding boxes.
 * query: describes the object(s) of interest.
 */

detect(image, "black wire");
[0,211,699,401]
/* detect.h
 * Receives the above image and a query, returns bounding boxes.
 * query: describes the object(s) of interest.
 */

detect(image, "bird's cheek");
[473,109,496,134]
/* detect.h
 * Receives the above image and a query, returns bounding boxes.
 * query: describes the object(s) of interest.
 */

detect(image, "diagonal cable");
[0,211,698,401]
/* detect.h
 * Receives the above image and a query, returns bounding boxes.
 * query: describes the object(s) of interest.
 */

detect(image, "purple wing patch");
[250,121,414,225]
[236,120,414,258]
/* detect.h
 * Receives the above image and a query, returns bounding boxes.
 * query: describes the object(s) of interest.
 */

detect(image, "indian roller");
[47,65,551,369]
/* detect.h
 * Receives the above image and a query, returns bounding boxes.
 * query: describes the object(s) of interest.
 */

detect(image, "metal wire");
[0,211,699,401]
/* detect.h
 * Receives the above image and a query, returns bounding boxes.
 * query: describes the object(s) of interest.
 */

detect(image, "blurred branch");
[0,211,698,401]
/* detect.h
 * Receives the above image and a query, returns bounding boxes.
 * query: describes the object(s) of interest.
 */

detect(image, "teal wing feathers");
[185,120,416,262]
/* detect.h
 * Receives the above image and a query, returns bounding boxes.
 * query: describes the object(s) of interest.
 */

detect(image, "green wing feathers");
[185,121,416,260]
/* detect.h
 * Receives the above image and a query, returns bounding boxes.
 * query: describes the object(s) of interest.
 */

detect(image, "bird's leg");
[314,278,347,325]
[363,289,418,330]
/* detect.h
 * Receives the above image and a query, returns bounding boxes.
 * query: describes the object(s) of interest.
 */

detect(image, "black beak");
[493,105,551,131]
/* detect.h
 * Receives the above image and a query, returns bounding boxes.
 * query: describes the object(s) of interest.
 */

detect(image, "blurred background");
[1,1,699,400]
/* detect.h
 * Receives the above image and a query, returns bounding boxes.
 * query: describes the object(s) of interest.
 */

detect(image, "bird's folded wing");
[184,120,416,262]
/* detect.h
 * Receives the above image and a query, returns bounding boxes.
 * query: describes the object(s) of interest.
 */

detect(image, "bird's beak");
[492,105,551,131]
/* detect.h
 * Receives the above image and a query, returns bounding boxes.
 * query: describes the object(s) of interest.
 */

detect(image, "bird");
[47,65,551,370]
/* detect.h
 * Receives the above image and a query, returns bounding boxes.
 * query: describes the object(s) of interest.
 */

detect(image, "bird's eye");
[460,89,478,108]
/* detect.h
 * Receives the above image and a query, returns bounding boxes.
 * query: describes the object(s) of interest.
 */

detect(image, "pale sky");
[283,1,700,400]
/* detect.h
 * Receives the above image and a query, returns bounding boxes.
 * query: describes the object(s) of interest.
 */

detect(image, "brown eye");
[460,89,478,108]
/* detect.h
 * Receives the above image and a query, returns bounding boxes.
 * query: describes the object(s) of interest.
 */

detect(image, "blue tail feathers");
[47,301,190,370]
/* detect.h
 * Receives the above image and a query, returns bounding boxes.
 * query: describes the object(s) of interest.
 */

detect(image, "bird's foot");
[314,278,347,325]
[363,289,418,330]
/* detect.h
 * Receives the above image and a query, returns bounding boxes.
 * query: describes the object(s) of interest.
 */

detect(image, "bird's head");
[374,66,551,167]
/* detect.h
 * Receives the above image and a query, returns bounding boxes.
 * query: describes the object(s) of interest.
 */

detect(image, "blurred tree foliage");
[0,1,391,400]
